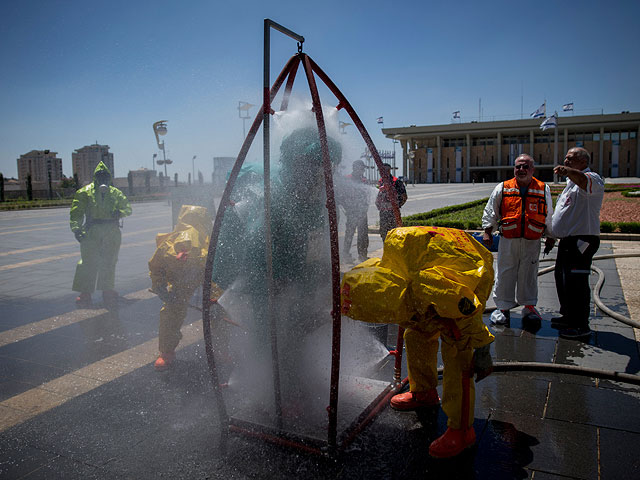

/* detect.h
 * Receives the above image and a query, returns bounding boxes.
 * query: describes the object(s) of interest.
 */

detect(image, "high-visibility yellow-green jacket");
[70,161,131,234]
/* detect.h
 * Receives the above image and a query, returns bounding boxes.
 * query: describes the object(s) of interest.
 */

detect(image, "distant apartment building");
[72,143,114,185]
[17,150,63,185]
[383,112,640,183]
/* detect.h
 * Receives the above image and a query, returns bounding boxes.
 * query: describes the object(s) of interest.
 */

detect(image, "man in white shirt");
[551,147,604,340]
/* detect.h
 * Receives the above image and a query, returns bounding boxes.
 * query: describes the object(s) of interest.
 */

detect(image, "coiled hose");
[484,251,640,385]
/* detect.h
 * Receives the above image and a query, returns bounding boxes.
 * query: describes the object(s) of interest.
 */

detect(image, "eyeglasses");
[514,164,530,170]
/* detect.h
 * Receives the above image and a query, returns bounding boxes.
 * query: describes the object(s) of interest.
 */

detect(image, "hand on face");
[555,149,586,176]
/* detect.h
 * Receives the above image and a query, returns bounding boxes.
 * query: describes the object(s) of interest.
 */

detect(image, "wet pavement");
[1,201,639,479]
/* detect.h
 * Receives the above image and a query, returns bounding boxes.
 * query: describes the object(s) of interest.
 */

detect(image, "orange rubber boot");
[390,389,440,411]
[75,292,92,308]
[154,351,176,371]
[428,427,476,458]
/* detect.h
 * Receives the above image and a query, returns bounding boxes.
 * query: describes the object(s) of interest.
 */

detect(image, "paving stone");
[546,381,640,433]
[483,410,598,479]
[599,427,640,480]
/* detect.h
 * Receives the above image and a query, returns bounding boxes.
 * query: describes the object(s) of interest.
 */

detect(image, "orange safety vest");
[499,177,548,240]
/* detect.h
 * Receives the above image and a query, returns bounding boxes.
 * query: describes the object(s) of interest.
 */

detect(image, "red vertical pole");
[308,56,406,385]
[301,53,342,451]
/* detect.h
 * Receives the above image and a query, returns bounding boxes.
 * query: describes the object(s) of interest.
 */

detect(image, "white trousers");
[493,236,541,310]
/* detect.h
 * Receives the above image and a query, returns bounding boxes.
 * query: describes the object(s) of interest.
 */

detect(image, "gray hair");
[569,147,591,164]
[515,154,534,167]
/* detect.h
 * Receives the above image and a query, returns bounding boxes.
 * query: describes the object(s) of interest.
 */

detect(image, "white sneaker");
[490,309,510,325]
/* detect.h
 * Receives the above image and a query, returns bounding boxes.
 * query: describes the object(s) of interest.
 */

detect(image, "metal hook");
[297,42,303,53]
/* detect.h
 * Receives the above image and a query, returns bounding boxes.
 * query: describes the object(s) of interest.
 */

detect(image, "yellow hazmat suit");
[340,226,494,429]
[148,205,211,355]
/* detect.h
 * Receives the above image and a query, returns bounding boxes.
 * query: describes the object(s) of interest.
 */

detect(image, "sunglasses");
[514,164,530,170]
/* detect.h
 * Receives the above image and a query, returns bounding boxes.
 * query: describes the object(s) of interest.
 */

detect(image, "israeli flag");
[530,103,546,118]
[540,113,558,131]
[562,102,574,111]
[377,117,384,124]
[452,111,460,119]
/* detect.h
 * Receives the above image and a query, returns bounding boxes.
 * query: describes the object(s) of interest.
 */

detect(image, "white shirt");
[551,168,604,238]
[482,179,554,237]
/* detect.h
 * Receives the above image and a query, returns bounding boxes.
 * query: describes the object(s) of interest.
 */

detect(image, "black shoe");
[551,316,570,329]
[559,327,591,340]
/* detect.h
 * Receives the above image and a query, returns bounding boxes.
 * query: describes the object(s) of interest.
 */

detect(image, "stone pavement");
[611,240,640,344]
[1,204,639,479]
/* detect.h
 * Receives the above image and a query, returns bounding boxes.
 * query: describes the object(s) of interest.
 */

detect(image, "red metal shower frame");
[202,19,407,456]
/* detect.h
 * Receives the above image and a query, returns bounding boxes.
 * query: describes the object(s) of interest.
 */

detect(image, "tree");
[47,170,53,200]
[27,174,33,200]
[60,176,75,188]
[73,173,80,190]
[198,170,204,185]
[174,173,178,187]
[127,171,134,196]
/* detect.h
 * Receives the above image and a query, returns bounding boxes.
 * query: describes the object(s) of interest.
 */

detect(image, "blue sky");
[1,0,639,180]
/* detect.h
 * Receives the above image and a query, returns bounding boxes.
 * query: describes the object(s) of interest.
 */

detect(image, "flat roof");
[383,112,640,139]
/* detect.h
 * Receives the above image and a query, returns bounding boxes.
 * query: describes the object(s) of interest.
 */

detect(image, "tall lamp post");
[152,153,157,171]
[392,139,398,177]
[153,120,172,177]
[408,150,416,186]
[238,101,254,139]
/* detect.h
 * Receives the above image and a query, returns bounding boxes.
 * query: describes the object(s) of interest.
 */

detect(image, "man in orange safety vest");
[482,154,555,326]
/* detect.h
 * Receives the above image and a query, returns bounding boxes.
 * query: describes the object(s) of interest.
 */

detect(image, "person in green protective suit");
[70,161,131,308]
[211,127,342,405]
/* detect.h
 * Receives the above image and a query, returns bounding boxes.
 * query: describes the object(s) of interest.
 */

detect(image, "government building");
[383,112,640,183]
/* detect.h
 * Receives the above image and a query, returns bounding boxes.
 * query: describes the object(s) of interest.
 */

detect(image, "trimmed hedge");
[600,222,615,233]
[618,222,640,234]
[402,198,489,222]
[0,193,168,211]
[402,197,640,234]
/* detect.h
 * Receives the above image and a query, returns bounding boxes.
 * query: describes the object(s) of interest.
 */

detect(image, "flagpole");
[520,81,523,119]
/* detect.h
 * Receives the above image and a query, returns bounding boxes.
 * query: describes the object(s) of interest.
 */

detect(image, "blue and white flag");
[540,113,558,131]
[562,102,574,111]
[452,110,460,119]
[530,103,546,118]
[376,117,384,124]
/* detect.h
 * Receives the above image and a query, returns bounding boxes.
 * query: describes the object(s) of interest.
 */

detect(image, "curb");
[367,227,640,242]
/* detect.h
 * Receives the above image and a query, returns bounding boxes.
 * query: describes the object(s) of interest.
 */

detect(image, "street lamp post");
[339,121,352,134]
[152,120,172,177]
[408,150,416,186]
[152,153,157,172]
[392,139,398,177]
[238,101,254,140]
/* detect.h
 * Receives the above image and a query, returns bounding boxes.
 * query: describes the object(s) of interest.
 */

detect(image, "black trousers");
[379,210,397,241]
[554,235,600,329]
